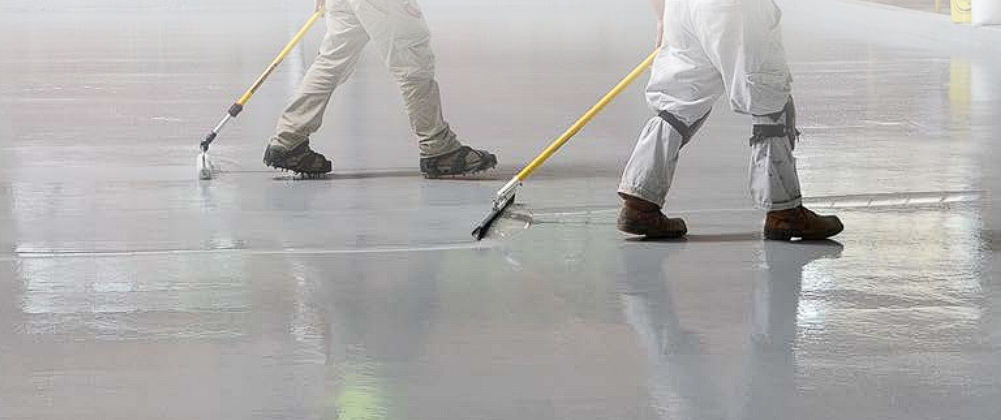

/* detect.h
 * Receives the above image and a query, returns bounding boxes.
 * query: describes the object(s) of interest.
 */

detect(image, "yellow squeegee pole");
[514,50,658,182]
[237,8,325,106]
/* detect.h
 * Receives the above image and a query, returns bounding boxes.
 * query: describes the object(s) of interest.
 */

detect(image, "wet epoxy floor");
[1,0,1000,419]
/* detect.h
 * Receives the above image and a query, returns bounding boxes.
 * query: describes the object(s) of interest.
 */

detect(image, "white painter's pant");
[619,0,803,211]
[271,0,461,158]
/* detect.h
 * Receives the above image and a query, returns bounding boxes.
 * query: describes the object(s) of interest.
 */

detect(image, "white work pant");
[619,0,803,211]
[271,0,461,158]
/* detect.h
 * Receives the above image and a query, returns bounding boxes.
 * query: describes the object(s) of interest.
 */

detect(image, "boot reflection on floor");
[743,240,843,419]
[619,245,727,420]
[619,240,843,419]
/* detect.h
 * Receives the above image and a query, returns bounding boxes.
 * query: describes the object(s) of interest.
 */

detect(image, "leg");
[619,110,711,208]
[616,112,710,239]
[617,0,723,238]
[753,101,842,240]
[689,0,802,209]
[619,0,724,208]
[691,0,842,239]
[270,0,371,150]
[749,99,802,211]
[347,0,495,177]
[348,0,460,157]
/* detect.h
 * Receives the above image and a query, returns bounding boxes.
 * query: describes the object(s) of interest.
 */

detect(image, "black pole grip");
[228,103,244,117]
[201,132,218,151]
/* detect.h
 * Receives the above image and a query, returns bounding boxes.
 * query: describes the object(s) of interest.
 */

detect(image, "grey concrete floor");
[1,0,1000,419]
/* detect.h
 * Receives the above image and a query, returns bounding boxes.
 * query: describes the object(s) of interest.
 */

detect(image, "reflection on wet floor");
[11,204,998,419]
[621,239,845,420]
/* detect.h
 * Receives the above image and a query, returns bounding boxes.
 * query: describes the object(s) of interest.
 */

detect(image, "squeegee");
[472,50,658,240]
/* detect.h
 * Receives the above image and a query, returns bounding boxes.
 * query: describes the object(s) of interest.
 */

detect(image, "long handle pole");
[236,8,325,107]
[494,50,658,201]
[200,8,325,152]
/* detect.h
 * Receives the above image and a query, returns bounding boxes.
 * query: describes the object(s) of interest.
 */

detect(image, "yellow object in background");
[952,0,972,23]
[949,57,972,133]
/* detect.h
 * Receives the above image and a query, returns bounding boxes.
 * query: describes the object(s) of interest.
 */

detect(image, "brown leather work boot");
[764,206,844,241]
[617,194,687,239]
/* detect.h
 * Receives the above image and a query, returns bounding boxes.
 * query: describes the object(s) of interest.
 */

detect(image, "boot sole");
[618,222,687,239]
[264,162,332,178]
[764,226,845,241]
[421,158,498,179]
[263,143,332,178]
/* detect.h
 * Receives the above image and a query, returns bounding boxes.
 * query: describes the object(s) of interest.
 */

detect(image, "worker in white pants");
[263,0,497,178]
[617,0,843,241]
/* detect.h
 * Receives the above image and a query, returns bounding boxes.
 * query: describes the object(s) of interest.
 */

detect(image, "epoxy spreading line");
[8,242,493,260]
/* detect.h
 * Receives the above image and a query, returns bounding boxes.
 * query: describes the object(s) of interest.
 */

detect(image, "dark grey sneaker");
[263,141,332,177]
[420,146,497,178]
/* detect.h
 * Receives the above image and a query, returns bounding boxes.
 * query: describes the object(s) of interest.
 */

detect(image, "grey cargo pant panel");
[271,0,460,158]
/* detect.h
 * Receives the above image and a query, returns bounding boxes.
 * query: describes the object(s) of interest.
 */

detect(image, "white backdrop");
[973,0,1001,25]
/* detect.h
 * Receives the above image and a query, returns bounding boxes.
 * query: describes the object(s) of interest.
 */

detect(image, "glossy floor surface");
[2,0,1000,419]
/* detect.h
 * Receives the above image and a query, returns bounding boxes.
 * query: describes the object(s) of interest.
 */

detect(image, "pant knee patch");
[751,98,799,146]
[658,110,710,144]
[751,124,787,140]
